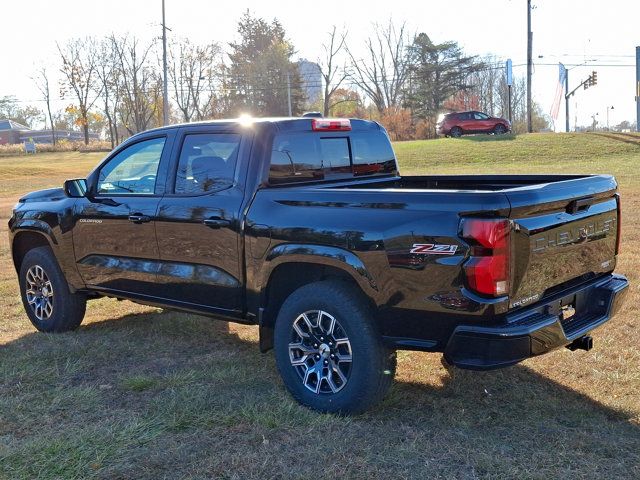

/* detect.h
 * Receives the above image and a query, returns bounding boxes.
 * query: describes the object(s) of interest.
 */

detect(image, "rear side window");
[175,133,240,194]
[269,130,397,184]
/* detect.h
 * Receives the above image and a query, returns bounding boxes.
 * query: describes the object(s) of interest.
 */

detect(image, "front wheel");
[19,246,86,332]
[274,281,396,414]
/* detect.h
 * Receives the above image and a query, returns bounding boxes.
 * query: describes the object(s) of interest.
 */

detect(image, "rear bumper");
[443,273,628,370]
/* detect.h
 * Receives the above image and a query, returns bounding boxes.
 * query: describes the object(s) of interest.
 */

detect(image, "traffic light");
[591,71,598,86]
[584,80,590,90]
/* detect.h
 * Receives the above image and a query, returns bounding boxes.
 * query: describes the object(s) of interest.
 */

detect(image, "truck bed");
[274,173,620,312]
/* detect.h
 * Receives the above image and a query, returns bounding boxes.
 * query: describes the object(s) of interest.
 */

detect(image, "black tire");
[19,246,86,332]
[450,126,463,138]
[493,124,507,135]
[274,280,396,415]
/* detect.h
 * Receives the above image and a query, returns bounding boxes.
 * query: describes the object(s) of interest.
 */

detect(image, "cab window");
[175,133,240,194]
[97,137,165,195]
[269,130,397,184]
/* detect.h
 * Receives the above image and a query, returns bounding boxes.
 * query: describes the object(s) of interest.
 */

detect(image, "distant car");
[437,111,511,137]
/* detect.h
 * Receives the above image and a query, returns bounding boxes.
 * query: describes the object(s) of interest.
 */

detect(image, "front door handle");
[128,214,151,224]
[203,218,231,229]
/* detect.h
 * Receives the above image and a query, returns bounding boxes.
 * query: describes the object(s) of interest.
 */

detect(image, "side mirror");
[63,178,88,198]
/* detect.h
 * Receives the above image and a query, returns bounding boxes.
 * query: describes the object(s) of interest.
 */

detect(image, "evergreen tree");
[406,33,479,126]
[225,11,304,116]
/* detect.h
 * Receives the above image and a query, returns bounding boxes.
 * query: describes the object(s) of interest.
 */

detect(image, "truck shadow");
[2,309,639,477]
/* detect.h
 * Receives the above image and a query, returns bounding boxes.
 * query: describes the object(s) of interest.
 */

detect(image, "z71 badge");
[410,244,458,255]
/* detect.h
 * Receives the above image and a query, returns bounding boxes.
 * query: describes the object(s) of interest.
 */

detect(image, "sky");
[1,0,638,130]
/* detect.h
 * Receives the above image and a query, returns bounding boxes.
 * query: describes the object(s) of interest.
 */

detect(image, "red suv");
[437,111,511,137]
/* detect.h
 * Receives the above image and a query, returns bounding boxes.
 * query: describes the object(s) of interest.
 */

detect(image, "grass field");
[1,133,639,479]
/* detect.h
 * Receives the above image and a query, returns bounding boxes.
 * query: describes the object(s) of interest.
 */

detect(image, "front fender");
[10,216,85,291]
[10,219,58,246]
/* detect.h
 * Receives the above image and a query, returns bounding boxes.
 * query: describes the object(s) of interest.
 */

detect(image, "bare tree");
[96,37,122,148]
[318,26,347,117]
[169,38,222,122]
[32,67,56,145]
[112,35,160,134]
[57,38,102,144]
[346,20,412,113]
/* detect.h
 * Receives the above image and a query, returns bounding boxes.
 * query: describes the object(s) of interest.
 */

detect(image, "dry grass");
[0,134,639,479]
[0,140,112,157]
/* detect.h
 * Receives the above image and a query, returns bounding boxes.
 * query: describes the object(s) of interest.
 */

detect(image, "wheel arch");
[257,244,380,352]
[11,229,55,274]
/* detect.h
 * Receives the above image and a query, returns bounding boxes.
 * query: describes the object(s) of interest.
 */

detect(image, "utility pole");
[286,71,292,116]
[636,46,640,132]
[162,0,169,126]
[526,0,533,133]
[506,59,513,123]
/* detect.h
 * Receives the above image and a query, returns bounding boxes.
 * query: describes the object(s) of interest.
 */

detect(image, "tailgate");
[505,175,620,309]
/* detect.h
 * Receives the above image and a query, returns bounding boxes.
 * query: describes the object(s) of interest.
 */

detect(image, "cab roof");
[135,117,382,138]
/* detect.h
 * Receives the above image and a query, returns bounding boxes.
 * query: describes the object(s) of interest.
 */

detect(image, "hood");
[18,187,66,203]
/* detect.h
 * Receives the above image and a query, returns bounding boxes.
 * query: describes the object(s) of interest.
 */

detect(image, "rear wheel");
[274,280,396,414]
[450,126,463,138]
[19,246,86,332]
[493,124,507,135]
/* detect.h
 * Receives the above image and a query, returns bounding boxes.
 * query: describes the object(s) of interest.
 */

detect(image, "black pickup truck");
[9,117,628,413]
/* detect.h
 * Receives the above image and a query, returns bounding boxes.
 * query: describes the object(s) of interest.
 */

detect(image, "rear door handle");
[128,214,151,224]
[203,218,230,229]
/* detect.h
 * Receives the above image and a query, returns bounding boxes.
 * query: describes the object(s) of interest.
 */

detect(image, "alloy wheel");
[288,310,353,394]
[25,265,54,321]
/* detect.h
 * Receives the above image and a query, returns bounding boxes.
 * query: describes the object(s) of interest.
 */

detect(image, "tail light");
[460,218,511,296]
[615,193,622,255]
[311,118,351,131]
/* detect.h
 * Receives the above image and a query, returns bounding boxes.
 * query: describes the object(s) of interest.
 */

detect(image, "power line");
[5,59,635,107]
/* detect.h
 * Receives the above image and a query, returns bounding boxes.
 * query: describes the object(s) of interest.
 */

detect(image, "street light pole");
[607,106,614,131]
[565,69,570,132]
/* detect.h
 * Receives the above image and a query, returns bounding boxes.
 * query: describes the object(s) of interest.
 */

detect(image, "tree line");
[2,11,550,145]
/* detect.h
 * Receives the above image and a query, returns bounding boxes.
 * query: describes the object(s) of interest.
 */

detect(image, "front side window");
[175,133,240,194]
[98,137,166,195]
[474,112,489,120]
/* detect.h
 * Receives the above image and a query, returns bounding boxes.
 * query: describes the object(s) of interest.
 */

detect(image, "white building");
[297,59,322,107]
